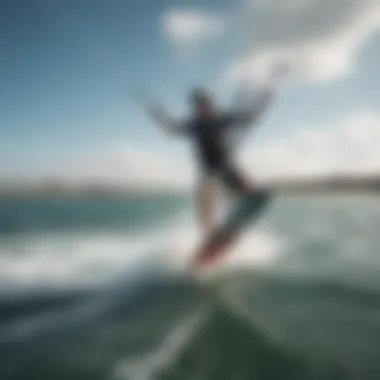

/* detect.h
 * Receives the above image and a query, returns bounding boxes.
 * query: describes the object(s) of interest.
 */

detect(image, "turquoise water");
[0,195,187,235]
[0,194,380,380]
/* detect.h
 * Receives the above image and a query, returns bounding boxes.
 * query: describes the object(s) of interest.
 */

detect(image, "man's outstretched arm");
[231,85,275,128]
[230,63,289,128]
[130,86,184,136]
[146,103,184,136]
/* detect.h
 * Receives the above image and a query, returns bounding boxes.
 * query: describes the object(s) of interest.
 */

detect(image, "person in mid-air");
[143,72,284,237]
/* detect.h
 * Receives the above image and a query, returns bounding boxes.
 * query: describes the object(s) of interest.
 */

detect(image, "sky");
[1,0,380,189]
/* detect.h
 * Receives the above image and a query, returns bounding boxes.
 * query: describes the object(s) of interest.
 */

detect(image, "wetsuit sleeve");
[148,105,190,137]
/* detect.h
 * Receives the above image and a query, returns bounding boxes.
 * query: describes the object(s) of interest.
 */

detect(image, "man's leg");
[221,162,254,197]
[196,173,218,236]
[192,166,252,269]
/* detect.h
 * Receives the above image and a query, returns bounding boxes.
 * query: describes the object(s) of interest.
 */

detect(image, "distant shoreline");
[0,188,188,198]
[0,175,379,198]
[269,175,380,196]
[0,190,378,199]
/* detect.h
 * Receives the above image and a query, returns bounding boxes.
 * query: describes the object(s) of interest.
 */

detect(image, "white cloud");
[21,109,379,190]
[57,110,379,188]
[238,109,380,181]
[227,0,380,85]
[163,10,224,51]
[40,143,193,190]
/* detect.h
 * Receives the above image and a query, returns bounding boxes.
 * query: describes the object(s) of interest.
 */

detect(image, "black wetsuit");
[183,113,247,193]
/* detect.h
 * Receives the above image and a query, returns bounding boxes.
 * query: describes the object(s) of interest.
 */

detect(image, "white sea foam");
[0,209,282,295]
[0,232,162,295]
[160,214,283,274]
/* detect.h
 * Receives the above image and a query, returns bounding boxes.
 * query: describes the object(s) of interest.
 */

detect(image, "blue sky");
[1,0,380,186]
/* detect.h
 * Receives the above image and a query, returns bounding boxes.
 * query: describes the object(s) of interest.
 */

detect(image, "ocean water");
[0,193,380,380]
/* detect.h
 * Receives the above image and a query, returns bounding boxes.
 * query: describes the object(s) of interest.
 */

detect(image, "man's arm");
[130,86,185,136]
[147,103,185,136]
[230,85,275,128]
[228,63,289,128]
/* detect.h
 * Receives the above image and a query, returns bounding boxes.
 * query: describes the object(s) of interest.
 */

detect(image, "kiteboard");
[192,189,272,270]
